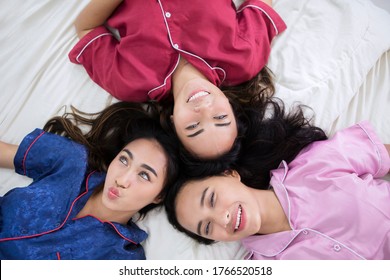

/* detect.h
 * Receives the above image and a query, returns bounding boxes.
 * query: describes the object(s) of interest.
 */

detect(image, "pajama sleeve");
[235,0,287,78]
[14,129,88,181]
[290,121,390,178]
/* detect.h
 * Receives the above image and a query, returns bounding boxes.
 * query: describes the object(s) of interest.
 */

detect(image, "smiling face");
[102,138,168,216]
[171,77,237,159]
[175,171,262,242]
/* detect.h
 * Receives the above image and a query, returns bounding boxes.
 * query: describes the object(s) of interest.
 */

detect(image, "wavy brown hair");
[43,101,180,218]
[221,66,275,103]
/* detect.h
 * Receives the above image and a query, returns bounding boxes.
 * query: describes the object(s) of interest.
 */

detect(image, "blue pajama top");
[0,129,147,260]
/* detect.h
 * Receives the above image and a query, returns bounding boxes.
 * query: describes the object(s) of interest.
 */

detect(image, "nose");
[115,173,133,189]
[193,98,212,112]
[214,209,231,228]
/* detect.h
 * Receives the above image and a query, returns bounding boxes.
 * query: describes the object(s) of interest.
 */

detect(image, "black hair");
[44,101,181,218]
[234,98,327,189]
[164,97,327,243]
[159,67,275,176]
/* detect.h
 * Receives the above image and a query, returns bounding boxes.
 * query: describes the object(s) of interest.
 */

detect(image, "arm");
[259,0,272,6]
[335,123,390,177]
[385,144,390,156]
[75,0,123,39]
[0,141,18,169]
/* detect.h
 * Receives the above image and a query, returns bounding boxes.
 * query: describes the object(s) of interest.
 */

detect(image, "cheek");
[210,228,227,241]
[106,160,120,177]
[173,104,196,122]
[104,168,115,187]
[213,94,233,111]
[121,190,156,210]
[139,183,165,202]
[104,171,120,190]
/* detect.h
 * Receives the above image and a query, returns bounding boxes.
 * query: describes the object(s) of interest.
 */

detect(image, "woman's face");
[175,171,262,242]
[171,77,237,159]
[102,138,168,214]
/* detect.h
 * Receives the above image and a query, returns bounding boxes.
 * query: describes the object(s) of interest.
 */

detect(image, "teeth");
[188,91,209,102]
[234,205,242,230]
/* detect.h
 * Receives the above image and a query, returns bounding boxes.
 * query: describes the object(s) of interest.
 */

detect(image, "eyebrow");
[187,129,204,138]
[215,122,231,127]
[200,187,209,207]
[186,121,232,138]
[197,187,209,235]
[197,222,203,236]
[122,149,158,177]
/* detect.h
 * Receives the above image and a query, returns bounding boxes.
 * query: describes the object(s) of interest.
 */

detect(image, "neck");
[76,191,135,225]
[171,56,206,100]
[254,189,291,235]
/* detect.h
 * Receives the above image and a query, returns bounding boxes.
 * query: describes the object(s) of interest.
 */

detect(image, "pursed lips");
[108,186,120,198]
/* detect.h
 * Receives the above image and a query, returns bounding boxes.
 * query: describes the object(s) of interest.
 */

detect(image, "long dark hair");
[159,67,276,176]
[220,66,275,104]
[43,101,180,217]
[164,97,327,244]
[234,98,327,189]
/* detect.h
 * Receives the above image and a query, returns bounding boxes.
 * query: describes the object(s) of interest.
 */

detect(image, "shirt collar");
[83,171,148,244]
[242,230,301,257]
[270,161,293,228]
[109,220,148,245]
[242,161,298,257]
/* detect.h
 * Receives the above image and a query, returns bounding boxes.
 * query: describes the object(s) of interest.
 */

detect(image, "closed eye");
[214,115,227,120]
[186,122,200,130]
[205,221,211,236]
[210,192,215,207]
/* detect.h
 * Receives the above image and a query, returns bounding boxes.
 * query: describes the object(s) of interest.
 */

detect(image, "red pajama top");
[69,0,286,102]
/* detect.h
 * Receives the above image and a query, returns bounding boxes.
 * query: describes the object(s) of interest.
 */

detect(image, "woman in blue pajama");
[0,102,180,260]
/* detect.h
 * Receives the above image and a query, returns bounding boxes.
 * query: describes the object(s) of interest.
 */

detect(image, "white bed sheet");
[1,0,389,259]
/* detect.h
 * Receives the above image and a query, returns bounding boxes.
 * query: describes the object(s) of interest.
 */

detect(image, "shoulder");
[20,128,86,154]
[14,129,89,176]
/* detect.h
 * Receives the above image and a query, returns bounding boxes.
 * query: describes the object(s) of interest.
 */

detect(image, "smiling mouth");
[187,91,210,102]
[234,205,242,232]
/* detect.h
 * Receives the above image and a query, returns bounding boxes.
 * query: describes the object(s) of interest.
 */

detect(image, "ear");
[223,169,241,181]
[170,115,174,124]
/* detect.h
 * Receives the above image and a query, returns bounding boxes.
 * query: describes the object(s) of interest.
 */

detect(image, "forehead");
[177,177,215,205]
[123,138,167,164]
[176,181,198,207]
[176,180,205,223]
[124,138,160,150]
[182,125,237,158]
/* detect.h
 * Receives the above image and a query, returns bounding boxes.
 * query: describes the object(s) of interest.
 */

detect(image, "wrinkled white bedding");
[1,0,389,259]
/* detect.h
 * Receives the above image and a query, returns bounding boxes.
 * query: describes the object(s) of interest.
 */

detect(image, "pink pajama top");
[242,122,390,260]
[69,0,286,102]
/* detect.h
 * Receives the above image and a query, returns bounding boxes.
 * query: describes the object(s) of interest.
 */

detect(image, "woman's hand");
[0,141,18,169]
[74,0,123,39]
[260,0,273,7]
